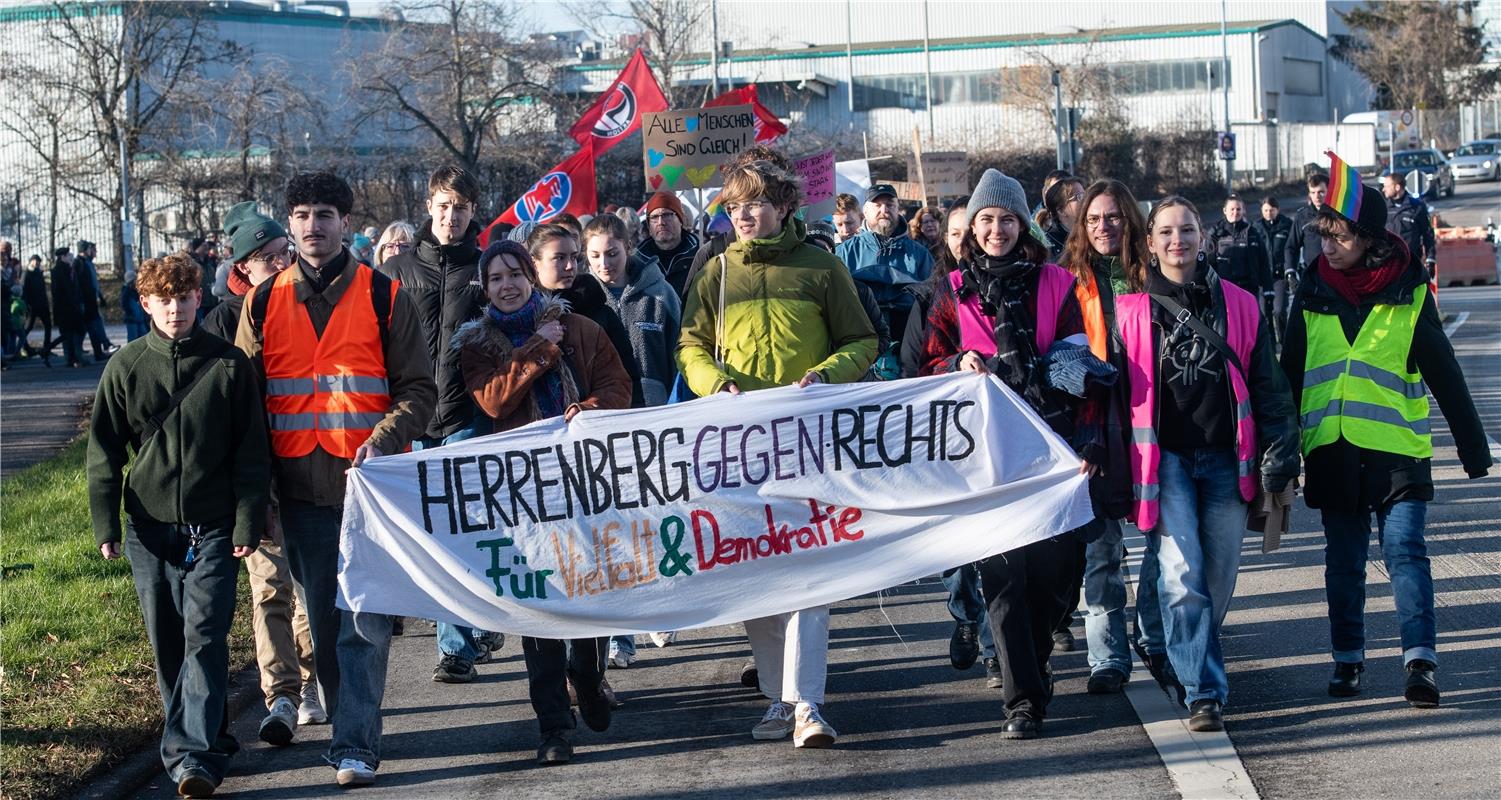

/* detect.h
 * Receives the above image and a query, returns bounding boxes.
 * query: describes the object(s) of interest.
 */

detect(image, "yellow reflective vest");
[1300,284,1431,457]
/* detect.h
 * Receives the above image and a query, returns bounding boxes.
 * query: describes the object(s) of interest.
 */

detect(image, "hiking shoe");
[537,730,572,765]
[334,758,376,787]
[751,700,795,740]
[299,679,328,725]
[1187,700,1224,732]
[258,696,298,746]
[1000,712,1041,740]
[1328,662,1364,698]
[740,661,759,688]
[1052,627,1076,652]
[649,631,676,647]
[176,769,216,798]
[1404,660,1440,708]
[607,639,635,669]
[433,654,475,683]
[1087,668,1127,694]
[793,702,837,748]
[984,657,1004,689]
[950,622,980,670]
[575,679,612,732]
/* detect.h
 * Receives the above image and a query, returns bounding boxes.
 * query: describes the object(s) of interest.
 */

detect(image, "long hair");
[1060,179,1150,292]
[932,203,967,278]
[1034,177,1083,231]
[907,205,942,244]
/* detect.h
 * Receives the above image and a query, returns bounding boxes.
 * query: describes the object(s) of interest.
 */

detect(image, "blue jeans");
[611,634,637,658]
[278,499,345,718]
[1083,517,1131,675]
[1149,447,1247,705]
[125,517,241,783]
[414,423,492,663]
[328,610,394,768]
[1321,500,1436,667]
[1133,534,1166,656]
[940,562,996,659]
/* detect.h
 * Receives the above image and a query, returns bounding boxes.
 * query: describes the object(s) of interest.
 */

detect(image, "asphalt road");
[121,288,1501,800]
[1427,179,1501,229]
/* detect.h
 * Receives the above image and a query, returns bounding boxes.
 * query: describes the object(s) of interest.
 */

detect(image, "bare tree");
[0,63,93,254]
[1333,0,1501,111]
[567,0,709,107]
[357,0,561,178]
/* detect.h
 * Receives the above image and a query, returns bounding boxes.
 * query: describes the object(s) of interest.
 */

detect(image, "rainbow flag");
[1324,150,1363,223]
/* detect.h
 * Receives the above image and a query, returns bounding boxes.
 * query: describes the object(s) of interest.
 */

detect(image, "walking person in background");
[50,246,86,367]
[1280,159,1491,709]
[22,253,53,365]
[76,240,117,360]
[1254,196,1294,345]
[88,253,270,798]
[1284,173,1329,286]
[1117,196,1300,733]
[121,270,148,341]
[832,193,863,243]
[909,205,945,253]
[1034,175,1085,260]
[836,183,934,351]
[678,156,877,749]
[1380,169,1438,273]
[454,238,632,765]
[1206,194,1275,306]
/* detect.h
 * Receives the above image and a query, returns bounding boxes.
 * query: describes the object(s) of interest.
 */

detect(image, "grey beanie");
[965,168,1030,229]
[508,220,539,245]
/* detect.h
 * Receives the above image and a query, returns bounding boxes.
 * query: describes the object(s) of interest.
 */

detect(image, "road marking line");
[1443,310,1470,337]
[1489,434,1501,461]
[1124,672,1261,800]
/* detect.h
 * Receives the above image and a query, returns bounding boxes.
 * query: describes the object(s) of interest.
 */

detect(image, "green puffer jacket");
[677,216,878,394]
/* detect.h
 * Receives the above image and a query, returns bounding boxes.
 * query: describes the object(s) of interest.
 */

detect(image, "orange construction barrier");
[1434,227,1498,287]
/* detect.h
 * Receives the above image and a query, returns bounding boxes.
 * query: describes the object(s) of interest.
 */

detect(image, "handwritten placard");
[642,104,756,192]
[795,149,837,218]
[907,151,969,196]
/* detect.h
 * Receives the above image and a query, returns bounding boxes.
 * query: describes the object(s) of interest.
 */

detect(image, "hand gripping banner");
[337,373,1093,638]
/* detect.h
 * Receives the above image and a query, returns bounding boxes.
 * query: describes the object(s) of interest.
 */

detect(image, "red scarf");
[1316,236,1409,307]
[227,263,254,297]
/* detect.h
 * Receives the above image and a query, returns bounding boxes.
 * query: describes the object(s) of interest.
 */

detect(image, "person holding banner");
[1116,196,1299,733]
[920,168,1103,739]
[1279,161,1489,708]
[453,238,633,764]
[234,171,437,788]
[676,156,878,749]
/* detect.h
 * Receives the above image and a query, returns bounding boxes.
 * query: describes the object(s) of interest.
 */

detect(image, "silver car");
[1449,140,1501,181]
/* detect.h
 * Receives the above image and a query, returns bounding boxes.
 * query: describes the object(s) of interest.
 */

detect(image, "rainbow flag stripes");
[1324,150,1363,224]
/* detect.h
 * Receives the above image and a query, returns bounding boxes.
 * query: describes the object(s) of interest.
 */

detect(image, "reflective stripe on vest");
[261,265,395,459]
[1118,279,1261,532]
[948,263,1074,356]
[1299,284,1430,458]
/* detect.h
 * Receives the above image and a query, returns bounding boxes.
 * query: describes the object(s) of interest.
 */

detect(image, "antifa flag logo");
[591,84,637,139]
[517,171,573,222]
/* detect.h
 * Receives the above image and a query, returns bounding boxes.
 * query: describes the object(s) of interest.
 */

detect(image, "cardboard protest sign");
[337,373,1092,638]
[642,104,755,192]
[907,151,969,196]
[795,149,836,219]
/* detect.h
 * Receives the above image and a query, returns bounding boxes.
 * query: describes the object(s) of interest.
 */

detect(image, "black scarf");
[959,251,1072,434]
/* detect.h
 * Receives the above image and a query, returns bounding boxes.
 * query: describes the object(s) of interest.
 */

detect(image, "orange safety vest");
[1074,269,1108,360]
[262,265,395,459]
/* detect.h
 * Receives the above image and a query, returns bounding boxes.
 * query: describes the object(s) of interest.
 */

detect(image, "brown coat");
[453,292,633,433]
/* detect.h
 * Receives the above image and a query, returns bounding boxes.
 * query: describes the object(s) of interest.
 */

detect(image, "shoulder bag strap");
[1149,292,1245,377]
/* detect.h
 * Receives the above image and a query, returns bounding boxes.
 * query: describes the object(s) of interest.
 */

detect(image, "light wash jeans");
[415,422,492,665]
[327,611,394,768]
[1321,499,1437,667]
[1089,517,1167,674]
[1148,447,1247,705]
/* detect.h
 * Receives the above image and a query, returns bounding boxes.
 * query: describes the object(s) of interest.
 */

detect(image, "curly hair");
[136,253,203,299]
[908,206,943,242]
[285,171,353,216]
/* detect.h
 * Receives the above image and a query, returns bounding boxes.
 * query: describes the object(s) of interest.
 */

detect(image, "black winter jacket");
[1207,219,1273,296]
[378,219,485,439]
[1385,193,1437,268]
[200,293,244,343]
[1254,215,1293,279]
[556,272,644,407]
[1284,204,1323,279]
[51,259,83,328]
[638,231,701,300]
[1280,251,1491,512]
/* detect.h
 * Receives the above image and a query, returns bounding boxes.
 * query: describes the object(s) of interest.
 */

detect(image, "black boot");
[1328,662,1363,697]
[1000,711,1041,740]
[950,622,980,670]
[1187,700,1224,732]
[1404,660,1440,708]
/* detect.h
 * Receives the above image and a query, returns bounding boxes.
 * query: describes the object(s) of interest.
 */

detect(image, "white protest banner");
[337,373,1092,638]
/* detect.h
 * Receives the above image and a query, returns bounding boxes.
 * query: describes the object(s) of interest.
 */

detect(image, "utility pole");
[922,0,934,144]
[1052,70,1065,171]
[709,0,721,96]
[845,0,855,126]
[119,91,133,277]
[1221,0,1233,191]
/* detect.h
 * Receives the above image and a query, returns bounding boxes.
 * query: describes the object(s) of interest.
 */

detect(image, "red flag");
[568,48,668,155]
[706,85,788,143]
[480,142,597,247]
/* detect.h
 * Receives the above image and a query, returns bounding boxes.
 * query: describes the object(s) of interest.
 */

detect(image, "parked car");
[1448,140,1501,182]
[1391,149,1455,198]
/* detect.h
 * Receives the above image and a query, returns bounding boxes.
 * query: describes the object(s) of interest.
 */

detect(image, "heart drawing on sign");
[685,116,699,132]
[686,165,717,187]
[648,174,663,189]
[659,164,685,188]
[647,148,666,168]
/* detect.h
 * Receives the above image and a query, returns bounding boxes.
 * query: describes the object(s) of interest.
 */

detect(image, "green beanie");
[223,201,286,262]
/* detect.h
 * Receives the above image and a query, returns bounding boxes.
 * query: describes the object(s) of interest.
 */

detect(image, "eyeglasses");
[380,241,410,252]
[648,211,679,223]
[1086,213,1125,228]
[723,200,772,216]
[246,245,292,268]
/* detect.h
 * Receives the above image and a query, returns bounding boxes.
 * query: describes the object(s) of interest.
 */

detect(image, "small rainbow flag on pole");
[1324,150,1363,223]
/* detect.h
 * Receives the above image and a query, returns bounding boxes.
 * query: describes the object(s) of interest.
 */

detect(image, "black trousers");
[521,636,607,735]
[1055,537,1088,635]
[125,516,241,782]
[979,530,1085,718]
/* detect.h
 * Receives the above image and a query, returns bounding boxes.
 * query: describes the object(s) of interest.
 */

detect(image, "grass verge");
[0,438,256,800]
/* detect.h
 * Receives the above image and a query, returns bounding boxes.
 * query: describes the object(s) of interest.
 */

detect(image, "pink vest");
[1117,281,1260,532]
[948,263,1075,355]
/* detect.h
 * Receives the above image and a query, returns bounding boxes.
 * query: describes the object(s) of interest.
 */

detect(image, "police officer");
[1381,170,1438,274]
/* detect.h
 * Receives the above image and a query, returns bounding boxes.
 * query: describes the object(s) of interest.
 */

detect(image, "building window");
[853,70,1002,111]
[1283,57,1322,96]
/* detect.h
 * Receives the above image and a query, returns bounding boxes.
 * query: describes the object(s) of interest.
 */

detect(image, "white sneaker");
[794,702,837,748]
[258,695,298,746]
[751,700,796,740]
[335,758,376,787]
[649,631,676,648]
[298,679,328,725]
[607,640,635,669]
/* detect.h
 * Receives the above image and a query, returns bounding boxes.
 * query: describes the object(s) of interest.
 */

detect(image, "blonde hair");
[374,221,416,266]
